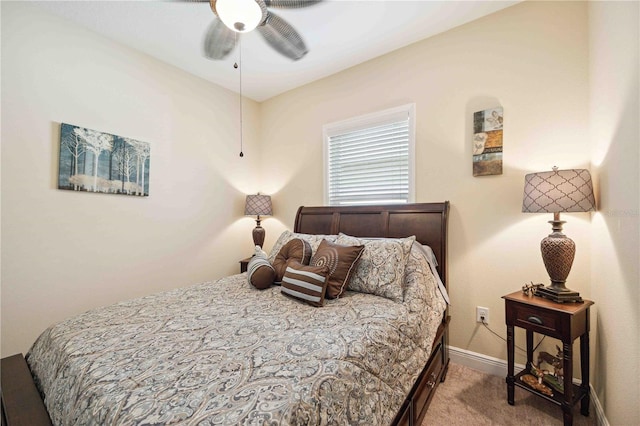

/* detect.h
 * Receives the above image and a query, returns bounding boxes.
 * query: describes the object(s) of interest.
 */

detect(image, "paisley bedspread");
[27,245,446,426]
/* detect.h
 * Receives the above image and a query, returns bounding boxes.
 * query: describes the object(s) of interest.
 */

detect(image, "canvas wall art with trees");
[58,123,150,196]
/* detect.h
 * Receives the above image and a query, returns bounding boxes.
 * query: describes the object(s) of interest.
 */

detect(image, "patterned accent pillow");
[336,233,416,303]
[268,231,338,264]
[272,238,312,282]
[310,239,364,299]
[281,260,330,307]
[247,246,275,290]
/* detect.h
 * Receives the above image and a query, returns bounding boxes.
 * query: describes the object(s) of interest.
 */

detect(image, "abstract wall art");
[58,123,150,196]
[472,107,503,177]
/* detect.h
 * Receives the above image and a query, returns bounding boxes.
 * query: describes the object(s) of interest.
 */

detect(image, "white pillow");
[418,244,450,305]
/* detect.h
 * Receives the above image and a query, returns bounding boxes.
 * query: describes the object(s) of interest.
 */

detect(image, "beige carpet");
[424,363,597,426]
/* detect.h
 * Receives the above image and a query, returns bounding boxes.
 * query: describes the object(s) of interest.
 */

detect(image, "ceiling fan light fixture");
[214,0,265,33]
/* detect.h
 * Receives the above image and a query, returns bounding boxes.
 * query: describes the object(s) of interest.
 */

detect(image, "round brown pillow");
[273,238,312,282]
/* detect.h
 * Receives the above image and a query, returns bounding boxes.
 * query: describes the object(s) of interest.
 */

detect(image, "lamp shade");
[522,168,596,214]
[245,194,272,217]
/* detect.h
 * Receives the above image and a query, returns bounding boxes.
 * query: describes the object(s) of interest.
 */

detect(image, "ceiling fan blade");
[203,17,237,60]
[257,12,308,61]
[264,0,322,9]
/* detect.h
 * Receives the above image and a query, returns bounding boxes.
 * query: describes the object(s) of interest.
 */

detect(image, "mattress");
[27,243,446,425]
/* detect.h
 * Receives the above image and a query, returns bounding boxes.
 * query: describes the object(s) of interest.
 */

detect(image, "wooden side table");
[503,291,593,426]
[239,257,252,273]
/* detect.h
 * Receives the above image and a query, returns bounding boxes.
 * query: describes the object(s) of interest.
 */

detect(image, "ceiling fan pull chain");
[237,33,244,158]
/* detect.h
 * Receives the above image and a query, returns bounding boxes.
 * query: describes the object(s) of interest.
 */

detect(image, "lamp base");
[537,214,582,303]
[252,221,265,248]
[534,286,583,303]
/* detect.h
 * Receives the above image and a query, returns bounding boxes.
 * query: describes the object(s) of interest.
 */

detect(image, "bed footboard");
[1,354,52,426]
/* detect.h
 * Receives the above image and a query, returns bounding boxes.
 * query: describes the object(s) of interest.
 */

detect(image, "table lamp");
[522,167,596,303]
[244,194,272,248]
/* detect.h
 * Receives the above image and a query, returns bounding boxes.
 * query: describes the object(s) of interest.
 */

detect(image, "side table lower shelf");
[512,369,589,409]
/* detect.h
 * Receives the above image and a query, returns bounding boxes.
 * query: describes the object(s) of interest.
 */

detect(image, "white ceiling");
[32,0,519,102]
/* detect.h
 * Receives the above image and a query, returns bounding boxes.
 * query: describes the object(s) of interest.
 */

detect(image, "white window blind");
[323,104,415,206]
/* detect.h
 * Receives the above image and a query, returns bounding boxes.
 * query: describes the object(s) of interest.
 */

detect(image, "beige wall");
[260,0,591,364]
[1,3,262,356]
[589,1,640,424]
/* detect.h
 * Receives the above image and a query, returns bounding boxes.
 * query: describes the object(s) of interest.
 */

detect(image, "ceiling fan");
[188,0,322,61]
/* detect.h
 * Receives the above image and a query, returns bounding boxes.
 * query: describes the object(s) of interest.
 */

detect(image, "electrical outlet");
[476,306,489,324]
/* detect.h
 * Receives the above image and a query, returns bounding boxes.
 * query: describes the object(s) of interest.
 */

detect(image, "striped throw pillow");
[281,261,330,307]
[247,247,275,290]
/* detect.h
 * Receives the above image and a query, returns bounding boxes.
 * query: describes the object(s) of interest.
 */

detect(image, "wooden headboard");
[294,202,449,287]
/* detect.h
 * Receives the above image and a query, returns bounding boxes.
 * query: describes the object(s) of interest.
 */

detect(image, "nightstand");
[503,291,593,426]
[239,257,252,273]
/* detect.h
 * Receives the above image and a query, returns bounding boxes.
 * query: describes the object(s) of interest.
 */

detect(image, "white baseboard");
[449,346,519,377]
[590,383,609,426]
[448,346,609,426]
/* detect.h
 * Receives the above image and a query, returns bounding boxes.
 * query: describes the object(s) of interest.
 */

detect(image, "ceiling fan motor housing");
[211,0,268,33]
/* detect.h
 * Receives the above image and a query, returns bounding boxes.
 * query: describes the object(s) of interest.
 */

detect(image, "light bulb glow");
[216,0,263,33]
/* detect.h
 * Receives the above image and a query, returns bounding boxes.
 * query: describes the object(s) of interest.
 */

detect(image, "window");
[323,104,415,206]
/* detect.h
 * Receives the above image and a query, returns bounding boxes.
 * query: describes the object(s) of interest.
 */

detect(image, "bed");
[1,202,450,426]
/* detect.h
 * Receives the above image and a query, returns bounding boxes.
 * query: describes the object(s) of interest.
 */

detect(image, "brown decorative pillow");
[272,238,313,282]
[310,239,364,299]
[268,231,338,264]
[281,260,330,307]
